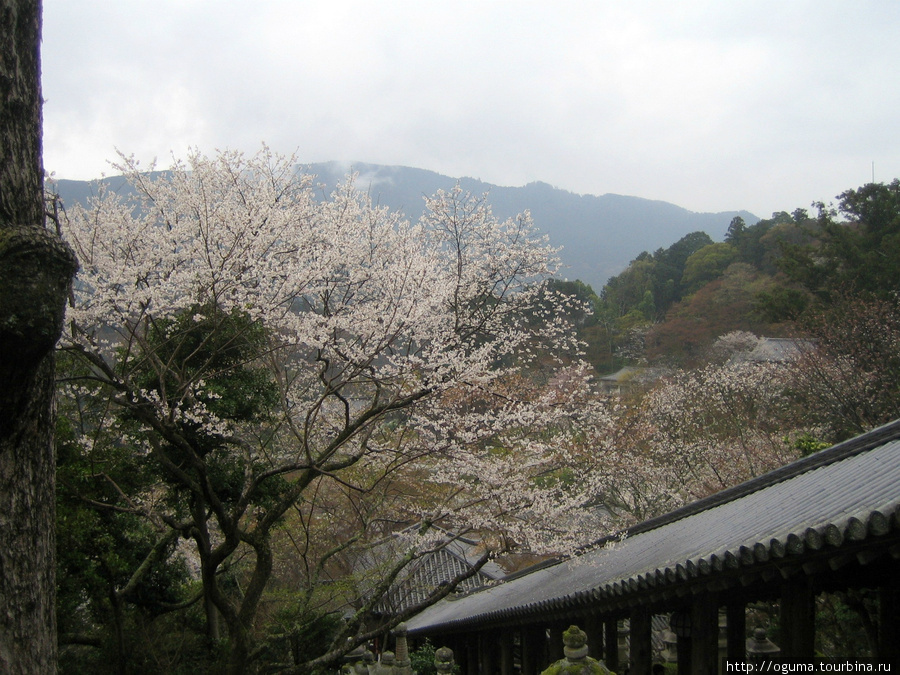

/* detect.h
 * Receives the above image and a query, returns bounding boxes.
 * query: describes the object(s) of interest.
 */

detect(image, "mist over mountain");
[52,162,757,291]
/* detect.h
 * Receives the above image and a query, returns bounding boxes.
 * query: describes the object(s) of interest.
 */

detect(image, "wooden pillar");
[499,629,514,675]
[691,594,720,675]
[451,636,463,674]
[604,619,620,673]
[548,624,564,662]
[450,635,462,660]
[670,607,692,675]
[677,635,692,675]
[480,630,496,674]
[520,625,545,675]
[630,607,653,675]
[726,602,746,664]
[466,633,479,675]
[878,578,900,663]
[780,576,815,660]
[584,614,604,661]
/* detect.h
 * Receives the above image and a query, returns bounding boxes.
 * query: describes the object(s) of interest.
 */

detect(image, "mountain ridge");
[52,162,757,291]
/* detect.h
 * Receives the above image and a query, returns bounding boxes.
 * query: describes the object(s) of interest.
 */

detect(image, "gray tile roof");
[730,337,812,363]
[363,527,506,615]
[407,419,900,635]
[379,541,504,614]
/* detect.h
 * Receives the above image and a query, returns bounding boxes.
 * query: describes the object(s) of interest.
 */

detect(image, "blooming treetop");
[637,357,802,505]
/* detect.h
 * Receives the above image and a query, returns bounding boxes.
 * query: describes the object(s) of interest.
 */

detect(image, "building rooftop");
[407,418,900,634]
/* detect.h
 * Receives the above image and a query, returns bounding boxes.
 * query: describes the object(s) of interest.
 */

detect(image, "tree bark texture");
[0,1,78,673]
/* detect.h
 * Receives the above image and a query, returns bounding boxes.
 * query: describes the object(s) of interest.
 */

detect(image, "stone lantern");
[746,628,780,661]
[540,625,613,674]
[344,641,375,675]
[661,627,678,664]
[376,651,396,674]
[434,646,455,673]
[392,622,412,675]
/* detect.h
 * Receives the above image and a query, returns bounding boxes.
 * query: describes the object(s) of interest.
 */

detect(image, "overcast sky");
[41,1,900,218]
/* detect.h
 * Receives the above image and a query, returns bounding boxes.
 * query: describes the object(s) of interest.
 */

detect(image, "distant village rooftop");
[729,336,812,364]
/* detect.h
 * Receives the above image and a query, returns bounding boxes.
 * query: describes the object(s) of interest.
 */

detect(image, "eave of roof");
[407,419,900,635]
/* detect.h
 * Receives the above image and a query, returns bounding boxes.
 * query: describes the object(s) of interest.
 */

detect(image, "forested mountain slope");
[592,179,900,372]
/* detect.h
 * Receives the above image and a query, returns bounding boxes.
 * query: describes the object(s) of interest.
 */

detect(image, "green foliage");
[650,230,714,313]
[725,215,746,243]
[602,231,713,322]
[601,257,656,319]
[754,286,809,323]
[58,603,218,675]
[595,231,717,369]
[124,304,290,510]
[646,264,784,366]
[410,639,437,675]
[778,180,900,303]
[726,211,803,273]
[129,303,278,426]
[815,590,878,658]
[261,602,344,669]
[588,178,900,367]
[681,243,737,294]
[790,433,830,457]
[55,353,190,619]
[56,405,196,673]
[55,304,289,671]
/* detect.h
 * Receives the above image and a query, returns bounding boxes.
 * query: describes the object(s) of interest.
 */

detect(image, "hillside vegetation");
[570,179,900,373]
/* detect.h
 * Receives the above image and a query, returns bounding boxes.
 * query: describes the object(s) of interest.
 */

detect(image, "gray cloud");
[42,1,900,217]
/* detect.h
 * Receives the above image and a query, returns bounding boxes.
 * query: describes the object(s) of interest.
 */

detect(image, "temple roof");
[407,418,900,634]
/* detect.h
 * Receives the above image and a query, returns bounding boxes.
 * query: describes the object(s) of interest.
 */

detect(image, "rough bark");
[0,1,78,673]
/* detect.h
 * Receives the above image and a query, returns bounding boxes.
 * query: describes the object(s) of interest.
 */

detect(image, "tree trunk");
[109,588,128,674]
[0,1,78,673]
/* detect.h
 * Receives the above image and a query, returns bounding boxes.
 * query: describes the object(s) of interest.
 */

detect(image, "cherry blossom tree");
[786,294,900,442]
[600,344,813,521]
[643,358,800,497]
[57,147,609,672]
